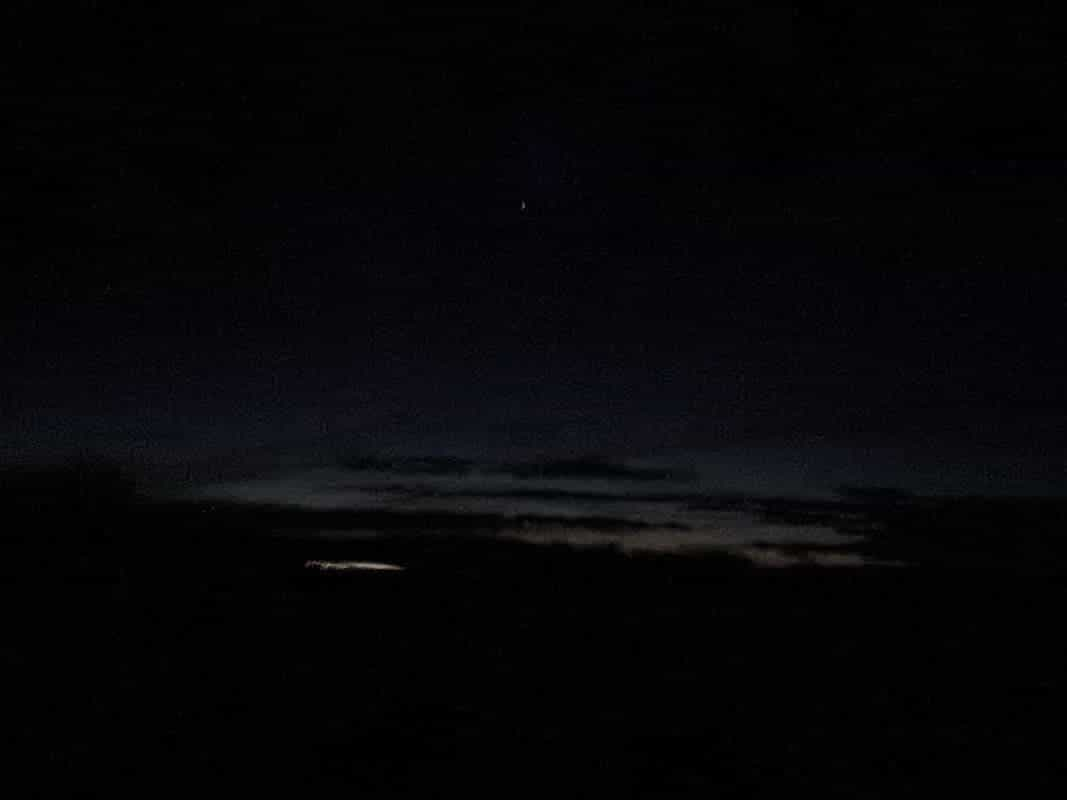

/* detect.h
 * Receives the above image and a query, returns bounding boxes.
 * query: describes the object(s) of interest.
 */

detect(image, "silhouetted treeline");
[1,459,138,512]
[0,460,140,578]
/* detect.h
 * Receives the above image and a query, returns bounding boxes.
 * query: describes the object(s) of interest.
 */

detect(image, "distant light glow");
[304,560,405,572]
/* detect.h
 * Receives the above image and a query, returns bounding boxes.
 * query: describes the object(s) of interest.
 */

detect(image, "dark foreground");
[3,490,1066,796]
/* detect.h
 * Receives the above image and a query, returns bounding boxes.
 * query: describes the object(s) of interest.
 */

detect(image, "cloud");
[495,457,697,483]
[335,454,698,483]
[305,560,404,572]
[498,521,894,567]
[192,467,911,568]
[736,547,908,569]
[338,455,476,476]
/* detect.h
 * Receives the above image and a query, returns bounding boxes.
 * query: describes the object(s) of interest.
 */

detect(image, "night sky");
[6,6,1065,496]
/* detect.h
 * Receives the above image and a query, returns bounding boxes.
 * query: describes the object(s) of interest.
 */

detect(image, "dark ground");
[3,470,1065,796]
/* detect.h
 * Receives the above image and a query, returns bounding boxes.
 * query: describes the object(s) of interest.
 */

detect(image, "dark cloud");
[495,458,698,483]
[338,455,477,476]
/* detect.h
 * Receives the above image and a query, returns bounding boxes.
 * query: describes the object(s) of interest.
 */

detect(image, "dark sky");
[5,6,1065,493]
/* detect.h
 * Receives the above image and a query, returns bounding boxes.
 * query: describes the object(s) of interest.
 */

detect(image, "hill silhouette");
[2,462,1066,794]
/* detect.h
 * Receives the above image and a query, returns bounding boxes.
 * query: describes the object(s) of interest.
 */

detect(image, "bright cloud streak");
[304,560,405,572]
